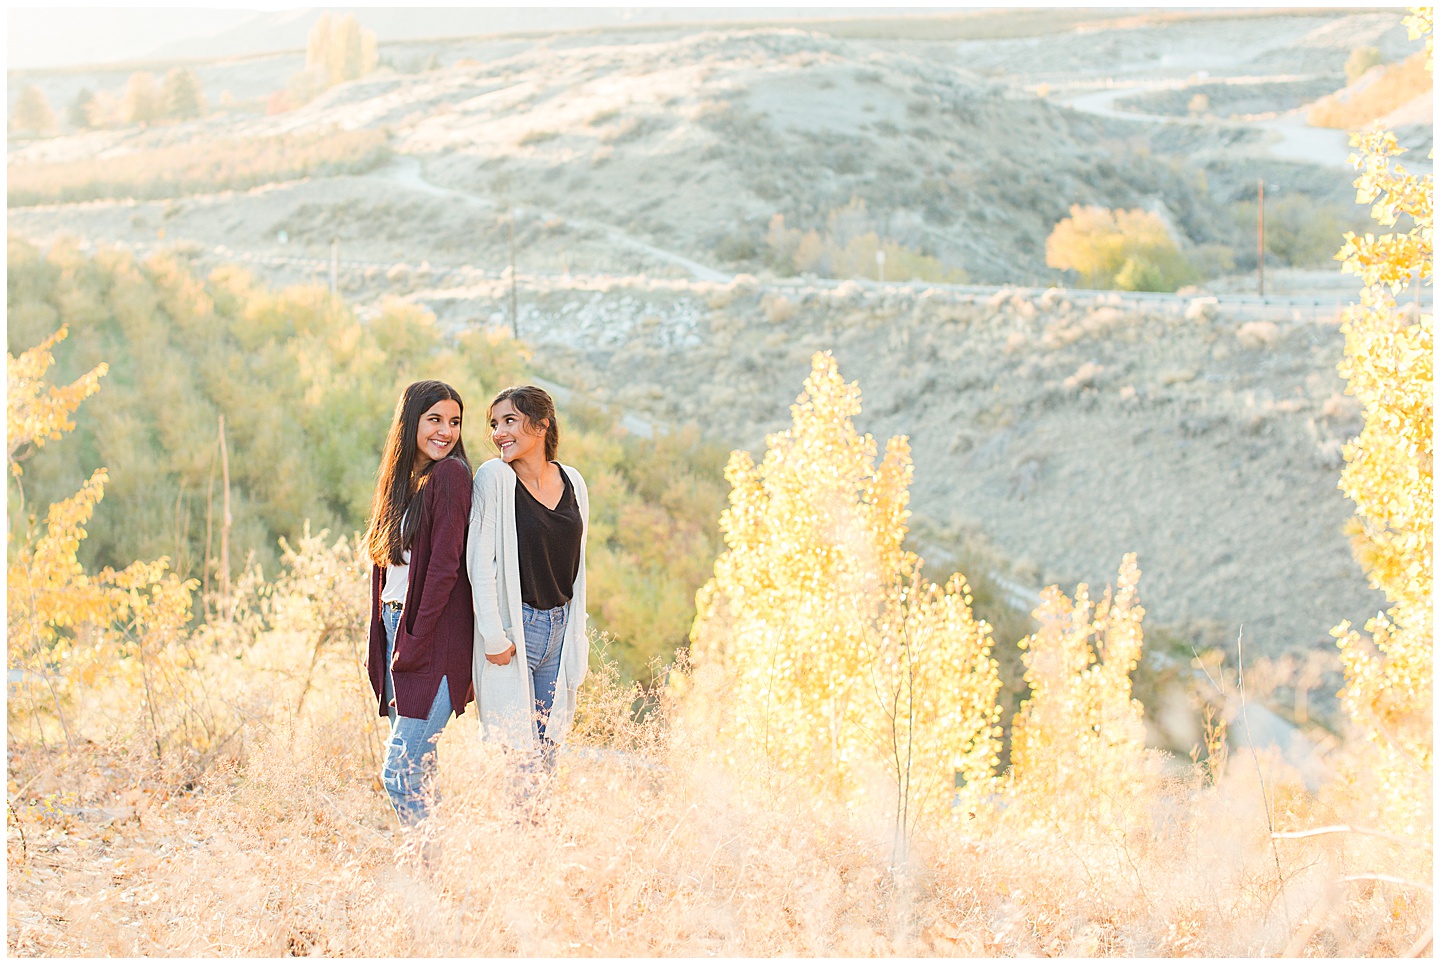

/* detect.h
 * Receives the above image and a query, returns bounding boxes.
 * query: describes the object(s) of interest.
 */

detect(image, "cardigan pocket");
[390,625,432,674]
[479,657,531,747]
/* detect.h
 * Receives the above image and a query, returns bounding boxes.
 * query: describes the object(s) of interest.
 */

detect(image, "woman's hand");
[486,643,517,666]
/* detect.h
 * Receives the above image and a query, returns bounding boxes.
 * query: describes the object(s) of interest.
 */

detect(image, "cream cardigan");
[467,457,590,750]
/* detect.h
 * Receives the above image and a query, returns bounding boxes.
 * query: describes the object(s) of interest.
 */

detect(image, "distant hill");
[140,7,930,63]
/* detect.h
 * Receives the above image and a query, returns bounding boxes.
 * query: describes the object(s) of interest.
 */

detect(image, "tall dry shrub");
[687,352,1001,849]
[1329,7,1432,841]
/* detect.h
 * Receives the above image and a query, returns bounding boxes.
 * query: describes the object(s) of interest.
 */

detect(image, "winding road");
[1056,79,1353,168]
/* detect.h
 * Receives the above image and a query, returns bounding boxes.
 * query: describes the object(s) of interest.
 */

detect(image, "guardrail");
[84,237,1360,317]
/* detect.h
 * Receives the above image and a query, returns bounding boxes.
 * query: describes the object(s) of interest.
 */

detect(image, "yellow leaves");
[1329,6,1433,836]
[8,328,195,744]
[689,351,1002,824]
[1405,6,1433,62]
[9,469,118,644]
[1008,554,1154,830]
[6,326,108,475]
[1044,204,1193,291]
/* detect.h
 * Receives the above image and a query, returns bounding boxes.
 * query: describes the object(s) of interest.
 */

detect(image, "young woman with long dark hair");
[467,385,589,768]
[364,379,475,826]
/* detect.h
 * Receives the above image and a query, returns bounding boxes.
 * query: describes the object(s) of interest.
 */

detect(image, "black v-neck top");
[515,466,583,609]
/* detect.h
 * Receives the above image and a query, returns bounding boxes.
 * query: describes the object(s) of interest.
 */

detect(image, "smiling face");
[414,399,462,466]
[490,399,547,464]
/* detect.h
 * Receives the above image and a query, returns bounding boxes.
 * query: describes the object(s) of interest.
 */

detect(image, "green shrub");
[6,238,725,683]
[760,198,965,282]
[1231,196,1365,268]
[1345,45,1384,84]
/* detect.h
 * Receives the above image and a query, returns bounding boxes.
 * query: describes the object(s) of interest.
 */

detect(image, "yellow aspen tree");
[1007,554,1153,831]
[1329,6,1432,838]
[8,326,115,648]
[305,13,334,78]
[7,329,197,753]
[7,325,107,474]
[869,567,1004,853]
[688,352,1001,833]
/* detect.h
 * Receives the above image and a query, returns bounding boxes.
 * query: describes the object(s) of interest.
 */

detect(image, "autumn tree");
[1045,204,1196,291]
[307,12,378,87]
[687,352,1002,851]
[11,84,57,135]
[8,327,197,757]
[278,12,378,110]
[1329,6,1432,839]
[1006,554,1156,831]
[8,327,108,479]
[163,67,207,120]
[123,71,163,125]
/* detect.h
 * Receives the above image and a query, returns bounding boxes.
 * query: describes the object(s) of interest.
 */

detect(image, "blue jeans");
[381,606,451,826]
[522,602,568,751]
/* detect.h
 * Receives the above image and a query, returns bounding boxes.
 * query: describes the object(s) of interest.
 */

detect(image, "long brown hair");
[490,385,559,463]
[365,380,469,566]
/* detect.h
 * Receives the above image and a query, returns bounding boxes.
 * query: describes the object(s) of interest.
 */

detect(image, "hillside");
[388,271,1384,670]
[6,8,1417,687]
[10,11,1426,287]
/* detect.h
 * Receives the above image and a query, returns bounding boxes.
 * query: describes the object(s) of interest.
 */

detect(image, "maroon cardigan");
[367,456,476,720]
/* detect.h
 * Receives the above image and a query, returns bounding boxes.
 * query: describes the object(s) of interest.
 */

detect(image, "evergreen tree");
[68,88,97,129]
[11,85,57,135]
[163,67,207,120]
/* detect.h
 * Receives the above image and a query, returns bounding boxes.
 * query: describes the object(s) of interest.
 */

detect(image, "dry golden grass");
[1307,51,1431,130]
[7,573,1430,956]
[7,129,390,207]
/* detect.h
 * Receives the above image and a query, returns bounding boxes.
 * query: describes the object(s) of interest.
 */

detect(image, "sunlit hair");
[365,380,469,567]
[490,385,559,463]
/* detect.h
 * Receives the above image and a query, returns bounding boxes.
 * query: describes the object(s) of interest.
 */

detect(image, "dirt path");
[1058,83,1352,168]
[377,156,732,283]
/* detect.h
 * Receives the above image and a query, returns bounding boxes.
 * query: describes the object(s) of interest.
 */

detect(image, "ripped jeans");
[521,601,568,773]
[381,606,451,825]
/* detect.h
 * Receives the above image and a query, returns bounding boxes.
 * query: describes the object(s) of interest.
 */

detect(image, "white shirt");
[380,548,411,604]
[380,510,410,604]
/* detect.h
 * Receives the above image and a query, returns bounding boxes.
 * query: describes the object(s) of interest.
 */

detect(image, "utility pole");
[1257,178,1265,298]
[218,414,231,606]
[508,209,519,338]
[330,237,339,295]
